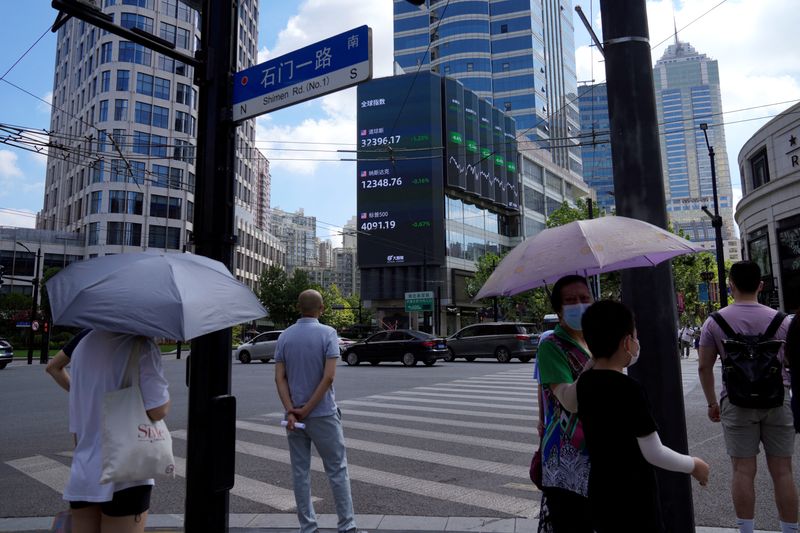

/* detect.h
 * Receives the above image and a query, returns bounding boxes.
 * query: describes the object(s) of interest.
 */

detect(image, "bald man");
[274,289,359,533]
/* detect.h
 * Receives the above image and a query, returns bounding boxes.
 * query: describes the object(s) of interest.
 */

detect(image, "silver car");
[235,330,283,363]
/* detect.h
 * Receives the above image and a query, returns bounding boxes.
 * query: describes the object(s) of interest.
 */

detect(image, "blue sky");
[0,1,798,245]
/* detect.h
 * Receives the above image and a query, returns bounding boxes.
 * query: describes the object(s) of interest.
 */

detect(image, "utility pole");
[15,243,41,365]
[598,1,694,530]
[700,122,729,309]
[185,0,238,531]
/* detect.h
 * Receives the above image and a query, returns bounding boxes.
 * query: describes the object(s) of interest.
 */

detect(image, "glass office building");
[393,0,582,177]
[578,82,614,214]
[654,39,738,256]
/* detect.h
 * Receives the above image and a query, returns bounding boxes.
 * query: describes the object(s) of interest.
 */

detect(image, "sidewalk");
[0,513,781,532]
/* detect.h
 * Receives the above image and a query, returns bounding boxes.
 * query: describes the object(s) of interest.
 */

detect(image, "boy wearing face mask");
[577,300,709,532]
[535,275,594,533]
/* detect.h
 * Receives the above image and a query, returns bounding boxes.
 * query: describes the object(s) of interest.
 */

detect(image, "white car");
[235,330,283,364]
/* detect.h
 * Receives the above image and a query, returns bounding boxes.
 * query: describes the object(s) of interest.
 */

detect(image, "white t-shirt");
[65,331,170,502]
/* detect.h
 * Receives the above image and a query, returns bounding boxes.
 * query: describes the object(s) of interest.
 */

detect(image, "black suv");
[445,322,538,363]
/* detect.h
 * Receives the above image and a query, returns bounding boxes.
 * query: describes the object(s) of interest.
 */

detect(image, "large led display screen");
[356,72,445,267]
[443,79,520,211]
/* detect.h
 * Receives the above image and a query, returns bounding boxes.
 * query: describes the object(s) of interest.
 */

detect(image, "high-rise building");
[654,39,739,258]
[269,208,318,271]
[38,0,283,291]
[577,82,614,214]
[392,0,581,176]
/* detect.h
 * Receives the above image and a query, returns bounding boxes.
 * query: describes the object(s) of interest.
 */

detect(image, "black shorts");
[69,484,152,517]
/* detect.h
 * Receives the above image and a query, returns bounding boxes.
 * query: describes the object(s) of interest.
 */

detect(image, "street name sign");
[232,25,372,122]
[405,291,434,312]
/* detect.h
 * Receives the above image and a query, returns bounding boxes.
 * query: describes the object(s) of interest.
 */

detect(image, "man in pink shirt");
[699,261,797,533]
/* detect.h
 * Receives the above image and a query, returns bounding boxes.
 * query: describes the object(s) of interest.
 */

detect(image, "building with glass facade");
[393,0,581,176]
[577,82,614,214]
[654,39,739,259]
[38,0,283,292]
[735,102,800,312]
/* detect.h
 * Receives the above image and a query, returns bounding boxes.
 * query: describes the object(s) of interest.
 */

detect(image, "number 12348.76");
[360,177,402,189]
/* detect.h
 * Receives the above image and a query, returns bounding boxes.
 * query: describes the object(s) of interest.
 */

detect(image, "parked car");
[445,322,538,363]
[235,330,283,363]
[338,336,357,354]
[0,338,12,369]
[342,329,448,367]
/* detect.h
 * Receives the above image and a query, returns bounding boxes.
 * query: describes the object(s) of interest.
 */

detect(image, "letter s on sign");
[350,67,357,79]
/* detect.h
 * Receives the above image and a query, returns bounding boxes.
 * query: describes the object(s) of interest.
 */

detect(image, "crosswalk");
[5,364,702,520]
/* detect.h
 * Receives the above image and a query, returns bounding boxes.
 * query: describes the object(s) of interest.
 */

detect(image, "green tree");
[258,265,291,327]
[545,198,590,228]
[317,284,354,330]
[284,269,311,324]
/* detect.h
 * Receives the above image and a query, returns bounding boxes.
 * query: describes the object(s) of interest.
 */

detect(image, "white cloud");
[0,209,36,228]
[0,150,23,179]
[257,46,270,64]
[38,91,53,114]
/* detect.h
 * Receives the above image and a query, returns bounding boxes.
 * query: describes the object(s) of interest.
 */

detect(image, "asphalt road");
[0,351,797,530]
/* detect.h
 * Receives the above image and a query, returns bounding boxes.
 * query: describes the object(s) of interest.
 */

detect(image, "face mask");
[627,336,641,367]
[562,303,591,331]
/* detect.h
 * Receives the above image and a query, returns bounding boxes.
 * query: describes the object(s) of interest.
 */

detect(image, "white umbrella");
[474,216,704,299]
[46,252,267,341]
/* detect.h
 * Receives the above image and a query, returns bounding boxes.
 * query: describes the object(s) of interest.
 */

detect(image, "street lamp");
[699,123,728,309]
[16,242,41,364]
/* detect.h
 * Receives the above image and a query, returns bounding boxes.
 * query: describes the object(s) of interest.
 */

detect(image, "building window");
[149,225,180,249]
[90,191,103,214]
[98,99,109,122]
[176,82,191,105]
[109,190,126,213]
[136,72,154,95]
[120,13,154,34]
[116,69,130,91]
[100,42,113,64]
[500,24,508,33]
[122,0,153,7]
[777,214,800,312]
[114,99,128,121]
[134,101,151,125]
[152,105,169,128]
[153,77,170,100]
[152,164,169,187]
[466,62,474,72]
[504,102,512,111]
[107,222,142,246]
[119,41,152,66]
[160,22,177,45]
[150,195,168,218]
[101,70,111,92]
[750,148,770,190]
[168,197,182,219]
[87,222,99,246]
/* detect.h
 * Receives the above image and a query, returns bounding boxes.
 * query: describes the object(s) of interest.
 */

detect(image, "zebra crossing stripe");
[236,420,529,478]
[6,455,69,494]
[443,382,535,391]
[308,409,536,433]
[171,456,310,511]
[171,430,536,518]
[338,400,537,421]
[365,394,534,411]
[417,386,534,397]
[391,390,536,403]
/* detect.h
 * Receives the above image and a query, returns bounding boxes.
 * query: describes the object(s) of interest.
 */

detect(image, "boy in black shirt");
[577,301,709,532]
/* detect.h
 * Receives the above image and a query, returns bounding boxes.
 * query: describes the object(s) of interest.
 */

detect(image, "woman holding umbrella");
[535,275,594,533]
[62,331,170,533]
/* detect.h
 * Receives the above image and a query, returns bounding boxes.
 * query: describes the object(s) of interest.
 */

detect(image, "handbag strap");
[121,337,144,388]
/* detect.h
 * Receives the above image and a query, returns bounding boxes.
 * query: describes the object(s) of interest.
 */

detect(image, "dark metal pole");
[599,1,695,530]
[27,249,40,364]
[185,1,238,531]
[700,124,728,308]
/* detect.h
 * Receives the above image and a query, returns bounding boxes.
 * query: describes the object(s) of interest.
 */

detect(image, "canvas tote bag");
[100,338,175,484]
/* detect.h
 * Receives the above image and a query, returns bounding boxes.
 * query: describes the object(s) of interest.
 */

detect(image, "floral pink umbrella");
[474,216,703,299]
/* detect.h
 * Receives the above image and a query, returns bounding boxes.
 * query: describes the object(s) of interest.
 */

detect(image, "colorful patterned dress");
[536,325,591,496]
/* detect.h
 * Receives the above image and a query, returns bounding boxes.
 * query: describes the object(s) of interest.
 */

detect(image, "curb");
[0,514,781,533]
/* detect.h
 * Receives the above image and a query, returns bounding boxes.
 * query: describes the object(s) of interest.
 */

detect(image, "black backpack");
[710,311,787,409]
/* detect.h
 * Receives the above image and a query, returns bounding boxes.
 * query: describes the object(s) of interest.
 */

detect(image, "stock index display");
[356,72,445,267]
[356,72,520,268]
[444,79,520,210]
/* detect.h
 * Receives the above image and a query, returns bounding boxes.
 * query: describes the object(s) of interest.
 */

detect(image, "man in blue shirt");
[275,289,358,533]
